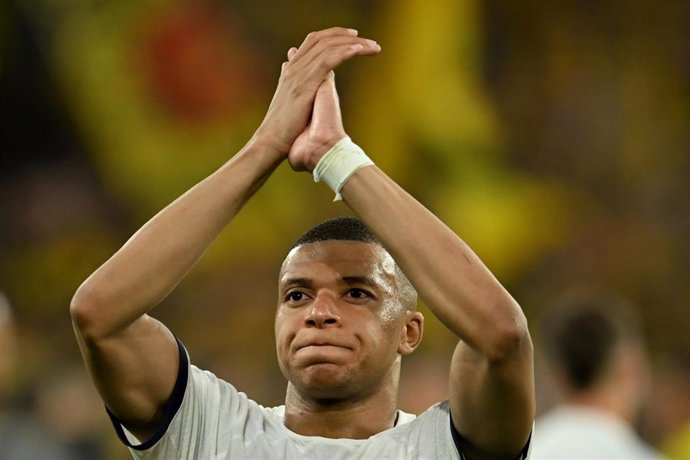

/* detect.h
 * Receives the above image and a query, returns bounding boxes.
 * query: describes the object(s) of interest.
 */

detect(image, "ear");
[398,311,424,356]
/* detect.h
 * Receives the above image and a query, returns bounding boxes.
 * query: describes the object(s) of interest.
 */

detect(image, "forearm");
[71,139,283,340]
[340,166,528,360]
[341,164,534,454]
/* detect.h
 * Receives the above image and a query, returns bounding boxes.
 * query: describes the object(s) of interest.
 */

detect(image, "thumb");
[314,71,339,114]
[311,71,345,144]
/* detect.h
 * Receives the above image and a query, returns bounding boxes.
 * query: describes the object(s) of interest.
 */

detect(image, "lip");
[298,343,351,350]
[294,340,352,352]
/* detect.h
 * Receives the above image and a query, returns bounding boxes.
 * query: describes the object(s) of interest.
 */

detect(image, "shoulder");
[111,340,282,457]
[185,363,278,424]
[379,401,461,459]
[399,401,451,427]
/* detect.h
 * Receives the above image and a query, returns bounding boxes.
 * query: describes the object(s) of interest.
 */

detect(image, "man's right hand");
[253,27,380,158]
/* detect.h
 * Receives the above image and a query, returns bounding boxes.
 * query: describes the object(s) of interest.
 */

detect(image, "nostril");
[324,318,337,325]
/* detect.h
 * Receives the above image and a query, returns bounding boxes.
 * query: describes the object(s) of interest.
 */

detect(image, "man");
[532,290,663,459]
[1,293,72,460]
[71,28,534,459]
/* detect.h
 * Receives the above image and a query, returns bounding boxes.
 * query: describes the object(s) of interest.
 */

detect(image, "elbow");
[485,308,532,364]
[70,283,107,343]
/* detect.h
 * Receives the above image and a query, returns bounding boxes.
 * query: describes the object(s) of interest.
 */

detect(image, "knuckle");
[289,84,304,99]
[319,58,333,71]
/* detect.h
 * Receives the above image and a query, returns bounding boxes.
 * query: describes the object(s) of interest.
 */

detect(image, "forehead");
[280,240,396,282]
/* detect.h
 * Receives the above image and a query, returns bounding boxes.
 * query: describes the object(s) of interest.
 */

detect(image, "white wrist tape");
[312,137,374,201]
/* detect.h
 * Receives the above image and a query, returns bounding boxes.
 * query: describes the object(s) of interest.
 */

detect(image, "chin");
[294,365,357,399]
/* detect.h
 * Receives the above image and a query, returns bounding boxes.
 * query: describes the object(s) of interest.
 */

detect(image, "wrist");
[306,132,348,171]
[304,137,342,173]
[248,133,290,162]
[312,137,374,201]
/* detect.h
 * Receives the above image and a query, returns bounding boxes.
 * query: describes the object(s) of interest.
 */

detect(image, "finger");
[302,35,379,62]
[299,27,359,48]
[291,27,359,64]
[287,47,298,61]
[311,41,380,73]
[314,71,340,109]
[294,36,380,76]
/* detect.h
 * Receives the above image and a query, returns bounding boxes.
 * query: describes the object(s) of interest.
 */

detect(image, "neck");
[563,379,636,423]
[283,374,400,439]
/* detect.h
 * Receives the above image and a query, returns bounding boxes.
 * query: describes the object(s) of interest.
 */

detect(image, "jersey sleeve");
[450,415,533,460]
[106,337,188,456]
[105,338,253,459]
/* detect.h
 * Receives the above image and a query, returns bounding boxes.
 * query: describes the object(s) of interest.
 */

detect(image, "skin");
[71,27,534,460]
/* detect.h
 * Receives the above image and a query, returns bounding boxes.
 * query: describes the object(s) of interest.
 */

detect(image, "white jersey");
[531,405,664,460]
[107,342,530,459]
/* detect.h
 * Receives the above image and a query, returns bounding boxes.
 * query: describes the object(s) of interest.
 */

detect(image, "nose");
[305,294,340,328]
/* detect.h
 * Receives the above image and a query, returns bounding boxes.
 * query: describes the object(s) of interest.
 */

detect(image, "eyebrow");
[280,275,378,290]
[282,277,314,290]
[341,276,378,289]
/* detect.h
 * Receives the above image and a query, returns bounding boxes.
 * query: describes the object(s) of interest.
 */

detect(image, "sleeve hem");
[106,337,189,451]
[449,415,532,460]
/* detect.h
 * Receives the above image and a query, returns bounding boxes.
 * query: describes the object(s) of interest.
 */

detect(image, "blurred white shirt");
[532,405,663,460]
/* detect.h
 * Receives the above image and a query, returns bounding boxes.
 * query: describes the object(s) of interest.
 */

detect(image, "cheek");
[274,311,296,352]
[377,301,400,326]
[374,292,406,334]
[360,318,400,356]
[369,269,399,325]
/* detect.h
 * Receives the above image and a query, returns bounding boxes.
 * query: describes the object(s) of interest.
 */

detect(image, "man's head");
[275,217,423,401]
[539,289,648,419]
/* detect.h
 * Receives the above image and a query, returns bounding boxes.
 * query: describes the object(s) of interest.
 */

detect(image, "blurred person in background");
[71,28,534,459]
[33,365,109,460]
[532,290,663,459]
[0,293,15,406]
[0,291,71,460]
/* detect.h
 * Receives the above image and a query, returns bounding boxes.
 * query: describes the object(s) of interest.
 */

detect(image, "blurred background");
[1,0,688,458]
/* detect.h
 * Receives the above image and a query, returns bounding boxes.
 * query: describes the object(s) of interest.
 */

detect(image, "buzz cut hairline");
[289,216,418,311]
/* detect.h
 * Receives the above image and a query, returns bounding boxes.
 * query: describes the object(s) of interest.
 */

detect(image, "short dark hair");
[292,216,381,248]
[540,290,642,390]
[290,216,417,310]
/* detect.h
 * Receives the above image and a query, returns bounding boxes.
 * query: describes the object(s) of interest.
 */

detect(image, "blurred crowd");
[1,0,689,459]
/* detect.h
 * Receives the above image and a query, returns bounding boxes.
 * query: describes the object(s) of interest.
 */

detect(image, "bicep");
[74,314,180,440]
[449,339,534,460]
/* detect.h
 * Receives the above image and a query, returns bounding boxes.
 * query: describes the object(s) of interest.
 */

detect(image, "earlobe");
[398,311,424,356]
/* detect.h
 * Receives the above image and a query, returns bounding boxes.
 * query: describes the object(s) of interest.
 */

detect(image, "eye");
[346,288,370,299]
[285,291,306,302]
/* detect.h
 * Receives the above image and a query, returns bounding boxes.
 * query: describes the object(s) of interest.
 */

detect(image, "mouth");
[293,343,353,367]
[296,342,351,351]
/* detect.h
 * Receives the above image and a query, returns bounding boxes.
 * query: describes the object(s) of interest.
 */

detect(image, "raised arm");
[70,28,381,441]
[289,70,534,459]
[341,167,533,459]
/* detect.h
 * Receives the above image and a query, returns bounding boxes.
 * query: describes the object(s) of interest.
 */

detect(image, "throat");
[284,387,400,439]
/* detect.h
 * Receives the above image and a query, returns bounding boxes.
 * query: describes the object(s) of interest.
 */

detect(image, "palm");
[288,74,346,172]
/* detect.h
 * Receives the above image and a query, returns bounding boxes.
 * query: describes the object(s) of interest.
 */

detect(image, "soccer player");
[71,27,534,459]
